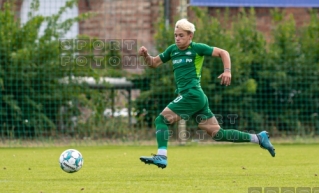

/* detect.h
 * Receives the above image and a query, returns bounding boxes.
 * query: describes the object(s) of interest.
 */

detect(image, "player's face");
[174,28,193,50]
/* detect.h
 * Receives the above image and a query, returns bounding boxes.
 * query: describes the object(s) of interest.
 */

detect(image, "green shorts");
[167,87,214,122]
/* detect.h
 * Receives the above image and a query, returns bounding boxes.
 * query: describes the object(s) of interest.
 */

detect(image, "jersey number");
[174,95,183,103]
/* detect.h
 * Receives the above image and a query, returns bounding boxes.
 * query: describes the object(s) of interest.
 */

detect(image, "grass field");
[1,143,319,193]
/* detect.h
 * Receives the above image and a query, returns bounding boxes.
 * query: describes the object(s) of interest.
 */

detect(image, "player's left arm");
[212,47,231,86]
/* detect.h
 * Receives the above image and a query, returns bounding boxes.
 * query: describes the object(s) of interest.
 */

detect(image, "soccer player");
[138,19,275,169]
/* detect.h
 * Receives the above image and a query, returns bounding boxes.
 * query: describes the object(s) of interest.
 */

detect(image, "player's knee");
[200,125,220,137]
[211,127,221,137]
[155,115,170,126]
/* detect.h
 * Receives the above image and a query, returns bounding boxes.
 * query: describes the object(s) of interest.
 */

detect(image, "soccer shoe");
[140,154,167,169]
[257,131,276,157]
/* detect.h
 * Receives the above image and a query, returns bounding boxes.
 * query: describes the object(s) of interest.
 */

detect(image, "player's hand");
[138,46,148,57]
[218,71,231,86]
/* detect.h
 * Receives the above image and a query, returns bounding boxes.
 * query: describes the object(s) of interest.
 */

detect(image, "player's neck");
[177,42,191,50]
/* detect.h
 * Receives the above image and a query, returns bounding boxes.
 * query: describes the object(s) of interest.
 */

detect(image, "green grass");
[1,144,319,193]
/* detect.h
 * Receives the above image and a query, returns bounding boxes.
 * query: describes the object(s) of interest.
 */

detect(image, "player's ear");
[189,32,193,39]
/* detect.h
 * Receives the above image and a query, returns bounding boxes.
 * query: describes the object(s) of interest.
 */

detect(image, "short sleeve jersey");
[159,42,214,94]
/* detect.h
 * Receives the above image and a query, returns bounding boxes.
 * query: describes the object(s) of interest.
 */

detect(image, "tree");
[0,0,114,138]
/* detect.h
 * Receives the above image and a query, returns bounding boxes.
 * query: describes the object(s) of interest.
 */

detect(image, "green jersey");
[159,42,214,94]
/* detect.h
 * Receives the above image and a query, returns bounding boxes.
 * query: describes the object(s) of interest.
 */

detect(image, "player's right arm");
[138,46,163,68]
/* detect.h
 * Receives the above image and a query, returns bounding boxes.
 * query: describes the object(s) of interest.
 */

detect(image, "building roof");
[59,76,134,89]
[190,0,319,7]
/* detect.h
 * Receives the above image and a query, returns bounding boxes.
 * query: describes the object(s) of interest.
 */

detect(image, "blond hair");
[175,19,196,33]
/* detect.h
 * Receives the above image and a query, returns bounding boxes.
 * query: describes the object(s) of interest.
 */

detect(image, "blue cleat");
[140,154,167,169]
[257,131,276,157]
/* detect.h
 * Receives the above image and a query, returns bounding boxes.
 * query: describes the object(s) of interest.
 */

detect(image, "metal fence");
[1,0,319,145]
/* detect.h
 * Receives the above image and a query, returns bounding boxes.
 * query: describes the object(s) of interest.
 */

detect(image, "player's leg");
[140,107,181,169]
[156,107,181,155]
[140,89,200,168]
[197,117,275,157]
[196,95,276,157]
[198,116,252,142]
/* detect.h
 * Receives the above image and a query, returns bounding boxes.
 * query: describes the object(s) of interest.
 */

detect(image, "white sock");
[250,134,259,144]
[157,149,167,156]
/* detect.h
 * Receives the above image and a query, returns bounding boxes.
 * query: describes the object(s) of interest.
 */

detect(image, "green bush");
[0,0,123,138]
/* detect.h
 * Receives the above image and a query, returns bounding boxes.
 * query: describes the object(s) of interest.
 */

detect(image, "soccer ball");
[59,149,83,173]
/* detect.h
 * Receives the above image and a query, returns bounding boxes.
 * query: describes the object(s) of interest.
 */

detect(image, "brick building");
[1,0,318,55]
[77,0,318,52]
[85,1,318,46]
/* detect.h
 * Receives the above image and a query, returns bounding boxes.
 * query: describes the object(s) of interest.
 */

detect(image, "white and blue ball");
[59,149,83,173]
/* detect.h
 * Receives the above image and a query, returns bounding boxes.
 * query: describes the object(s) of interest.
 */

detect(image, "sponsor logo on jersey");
[173,59,183,64]
[186,51,192,55]
[172,58,193,64]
